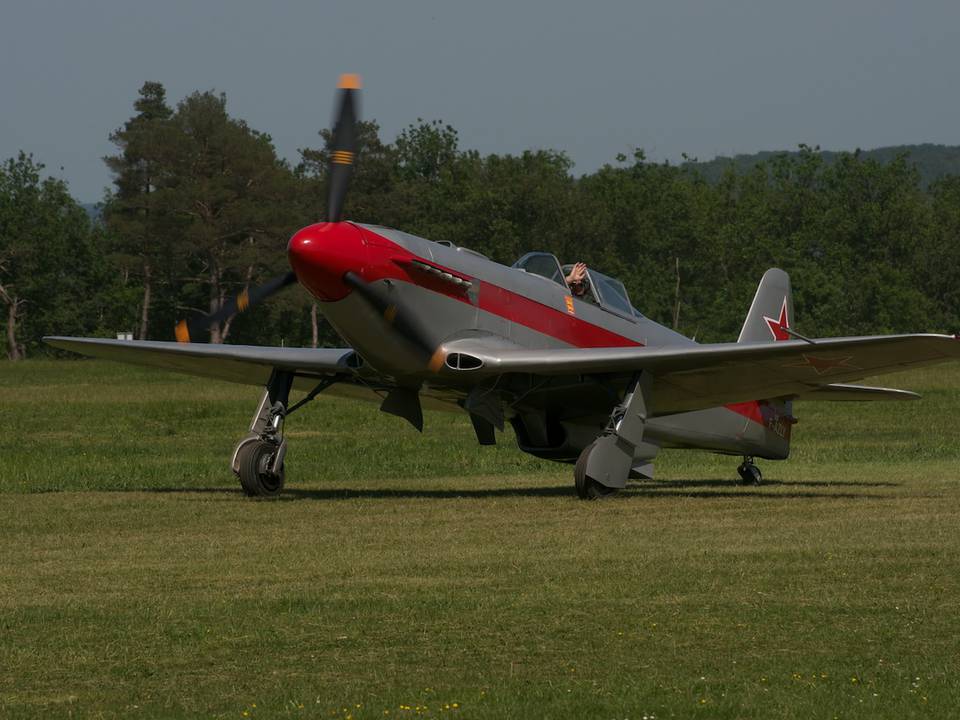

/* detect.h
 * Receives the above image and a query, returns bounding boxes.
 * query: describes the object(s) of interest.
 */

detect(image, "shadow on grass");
[651,478,901,489]
[144,485,573,499]
[625,488,890,500]
[621,477,897,500]
[139,480,896,502]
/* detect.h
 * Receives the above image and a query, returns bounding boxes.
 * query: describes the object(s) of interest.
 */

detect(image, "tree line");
[2,81,959,360]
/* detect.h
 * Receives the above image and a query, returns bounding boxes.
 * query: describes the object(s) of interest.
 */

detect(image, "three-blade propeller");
[175,74,362,343]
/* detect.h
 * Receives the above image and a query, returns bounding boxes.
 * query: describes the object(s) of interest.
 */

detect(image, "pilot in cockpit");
[565,262,590,299]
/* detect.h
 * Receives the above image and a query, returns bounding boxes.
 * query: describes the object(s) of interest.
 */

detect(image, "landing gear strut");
[232,370,293,498]
[231,371,336,497]
[737,457,762,485]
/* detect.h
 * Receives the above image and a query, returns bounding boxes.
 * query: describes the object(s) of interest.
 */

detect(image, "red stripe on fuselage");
[478,281,641,349]
[353,226,767,426]
[360,225,644,349]
[476,283,769,428]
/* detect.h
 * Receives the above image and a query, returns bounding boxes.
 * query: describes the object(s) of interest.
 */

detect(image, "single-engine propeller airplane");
[46,75,960,499]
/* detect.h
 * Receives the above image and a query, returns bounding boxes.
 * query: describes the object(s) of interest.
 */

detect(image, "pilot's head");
[569,277,588,297]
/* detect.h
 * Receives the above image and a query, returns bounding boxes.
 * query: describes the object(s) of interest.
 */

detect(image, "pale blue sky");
[2,0,959,201]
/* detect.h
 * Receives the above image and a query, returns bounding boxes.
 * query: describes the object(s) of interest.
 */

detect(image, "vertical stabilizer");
[737,268,794,344]
[735,269,796,462]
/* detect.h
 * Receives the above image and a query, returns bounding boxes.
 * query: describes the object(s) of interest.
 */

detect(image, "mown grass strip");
[1,360,959,718]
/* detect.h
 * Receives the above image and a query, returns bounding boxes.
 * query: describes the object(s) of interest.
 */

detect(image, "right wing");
[436,333,960,415]
[43,336,361,387]
[793,383,920,402]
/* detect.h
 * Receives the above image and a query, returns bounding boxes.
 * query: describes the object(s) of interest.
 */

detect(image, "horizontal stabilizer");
[793,383,920,402]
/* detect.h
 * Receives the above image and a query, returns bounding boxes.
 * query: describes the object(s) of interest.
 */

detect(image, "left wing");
[436,333,960,415]
[44,336,361,387]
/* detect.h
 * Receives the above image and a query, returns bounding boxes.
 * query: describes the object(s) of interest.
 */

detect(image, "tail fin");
[738,268,794,344]
[737,269,795,461]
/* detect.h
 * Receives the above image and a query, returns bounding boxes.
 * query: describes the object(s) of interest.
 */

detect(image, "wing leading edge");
[793,383,921,402]
[43,336,360,387]
[436,333,960,415]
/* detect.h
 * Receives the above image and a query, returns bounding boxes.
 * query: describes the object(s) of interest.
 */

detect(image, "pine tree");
[163,91,298,343]
[103,81,174,339]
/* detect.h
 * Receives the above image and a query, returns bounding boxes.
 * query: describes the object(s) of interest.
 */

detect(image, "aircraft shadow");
[623,488,889,501]
[281,486,578,500]
[283,487,889,501]
[619,478,897,500]
[141,480,894,502]
[143,485,574,500]
[648,478,901,489]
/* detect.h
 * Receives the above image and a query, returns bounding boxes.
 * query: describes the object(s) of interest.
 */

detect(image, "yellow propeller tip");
[428,348,446,373]
[338,73,362,90]
[175,320,190,344]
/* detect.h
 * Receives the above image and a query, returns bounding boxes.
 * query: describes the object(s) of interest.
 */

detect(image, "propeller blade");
[326,74,361,223]
[175,271,297,343]
[343,271,441,368]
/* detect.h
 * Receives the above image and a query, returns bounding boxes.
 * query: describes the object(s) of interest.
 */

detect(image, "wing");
[43,336,360,387]
[436,333,960,415]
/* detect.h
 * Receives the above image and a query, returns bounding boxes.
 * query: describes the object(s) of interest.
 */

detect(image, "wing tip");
[43,335,73,349]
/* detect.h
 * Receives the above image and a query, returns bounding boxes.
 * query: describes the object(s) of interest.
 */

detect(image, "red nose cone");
[288,222,368,301]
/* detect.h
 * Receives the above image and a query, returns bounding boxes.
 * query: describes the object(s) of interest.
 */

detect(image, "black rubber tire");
[574,441,620,500]
[737,462,762,486]
[736,463,748,484]
[237,440,285,497]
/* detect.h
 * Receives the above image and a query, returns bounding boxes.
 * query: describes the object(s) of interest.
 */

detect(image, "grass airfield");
[2,360,959,719]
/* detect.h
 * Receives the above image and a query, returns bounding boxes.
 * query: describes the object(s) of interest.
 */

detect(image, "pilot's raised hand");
[565,262,588,295]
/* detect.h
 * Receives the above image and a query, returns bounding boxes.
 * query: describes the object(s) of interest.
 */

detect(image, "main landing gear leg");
[232,370,293,498]
[737,456,763,485]
[574,371,653,500]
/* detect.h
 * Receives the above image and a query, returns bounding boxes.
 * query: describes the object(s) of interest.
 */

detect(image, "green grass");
[2,360,960,719]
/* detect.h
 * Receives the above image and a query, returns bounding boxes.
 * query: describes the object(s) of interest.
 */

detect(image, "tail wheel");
[237,440,285,497]
[574,441,620,500]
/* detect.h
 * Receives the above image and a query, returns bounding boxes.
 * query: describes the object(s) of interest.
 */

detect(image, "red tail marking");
[763,298,791,341]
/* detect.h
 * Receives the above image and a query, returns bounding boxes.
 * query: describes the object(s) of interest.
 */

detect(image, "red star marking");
[763,298,791,341]
[784,354,859,376]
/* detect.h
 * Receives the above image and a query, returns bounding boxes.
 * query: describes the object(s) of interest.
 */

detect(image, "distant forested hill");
[686,144,960,187]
